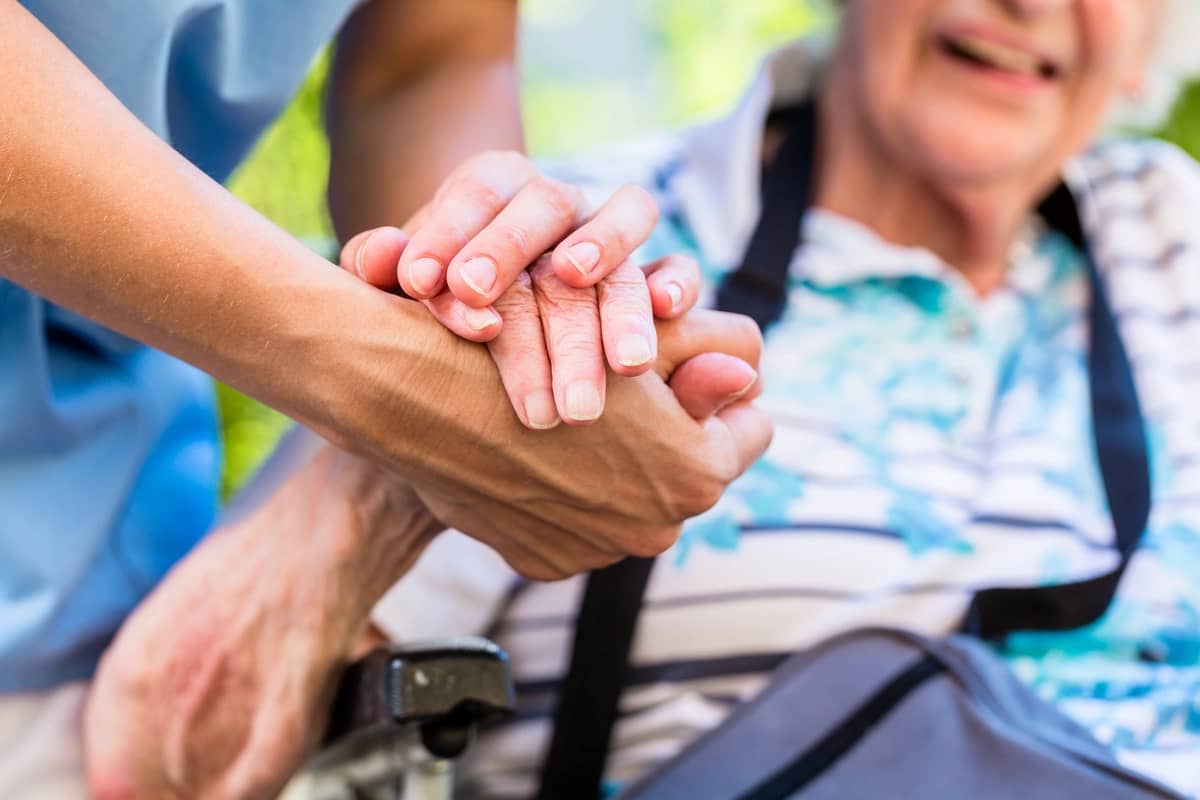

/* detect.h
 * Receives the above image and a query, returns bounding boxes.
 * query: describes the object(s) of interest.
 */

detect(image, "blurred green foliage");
[219,3,1200,499]
[218,54,333,499]
[1157,81,1200,158]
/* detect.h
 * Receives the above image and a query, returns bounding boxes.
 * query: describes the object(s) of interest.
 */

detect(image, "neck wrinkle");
[808,68,1044,296]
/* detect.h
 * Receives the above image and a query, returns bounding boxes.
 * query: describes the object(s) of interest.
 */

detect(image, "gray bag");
[622,629,1184,800]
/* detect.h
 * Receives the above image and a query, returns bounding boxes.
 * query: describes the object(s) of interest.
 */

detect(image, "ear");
[1121,0,1164,96]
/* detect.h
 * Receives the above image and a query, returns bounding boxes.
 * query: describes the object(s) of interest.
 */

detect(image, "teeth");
[950,34,1042,76]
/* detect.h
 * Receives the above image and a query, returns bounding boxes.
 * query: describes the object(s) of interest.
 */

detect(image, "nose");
[999,0,1073,17]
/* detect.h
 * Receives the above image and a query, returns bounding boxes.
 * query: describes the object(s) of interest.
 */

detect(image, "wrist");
[322,448,445,612]
[300,284,490,478]
[220,443,441,656]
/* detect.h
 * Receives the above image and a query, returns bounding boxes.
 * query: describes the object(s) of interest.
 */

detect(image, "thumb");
[655,310,763,378]
[669,353,761,420]
[338,226,410,290]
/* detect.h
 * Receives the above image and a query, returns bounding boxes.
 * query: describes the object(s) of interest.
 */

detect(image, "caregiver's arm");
[0,0,384,428]
[0,1,772,576]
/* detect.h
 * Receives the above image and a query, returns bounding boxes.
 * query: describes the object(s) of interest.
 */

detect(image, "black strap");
[536,104,822,800]
[535,556,656,800]
[715,102,819,330]
[538,101,1150,798]
[961,183,1152,638]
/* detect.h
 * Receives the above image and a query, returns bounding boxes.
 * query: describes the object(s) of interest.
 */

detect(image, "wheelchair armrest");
[317,636,515,769]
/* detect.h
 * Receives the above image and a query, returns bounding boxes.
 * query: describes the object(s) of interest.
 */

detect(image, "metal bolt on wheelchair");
[291,637,514,800]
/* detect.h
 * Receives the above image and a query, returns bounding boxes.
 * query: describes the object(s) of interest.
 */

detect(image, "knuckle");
[492,272,536,312]
[602,264,649,295]
[490,220,534,257]
[603,297,652,327]
[436,170,506,218]
[529,252,558,282]
[623,524,680,558]
[681,481,725,519]
[551,335,602,366]
[492,339,550,384]
[661,471,725,520]
[535,276,598,311]
[531,177,580,222]
[457,176,506,213]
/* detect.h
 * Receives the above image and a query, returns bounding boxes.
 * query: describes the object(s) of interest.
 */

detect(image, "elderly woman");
[365,0,1200,796]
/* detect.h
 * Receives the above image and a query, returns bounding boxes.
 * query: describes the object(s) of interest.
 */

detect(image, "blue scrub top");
[2,0,359,691]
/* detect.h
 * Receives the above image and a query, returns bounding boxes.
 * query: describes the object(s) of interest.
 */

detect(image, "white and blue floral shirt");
[372,40,1200,797]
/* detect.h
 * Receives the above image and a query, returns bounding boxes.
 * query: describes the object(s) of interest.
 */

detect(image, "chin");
[897,107,1057,189]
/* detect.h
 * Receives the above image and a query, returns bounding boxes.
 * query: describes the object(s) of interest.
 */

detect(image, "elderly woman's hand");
[338,150,702,428]
[83,439,444,800]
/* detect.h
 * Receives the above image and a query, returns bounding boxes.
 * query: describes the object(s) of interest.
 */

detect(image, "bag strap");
[535,104,820,800]
[538,100,1151,798]
[535,556,656,800]
[961,182,1152,638]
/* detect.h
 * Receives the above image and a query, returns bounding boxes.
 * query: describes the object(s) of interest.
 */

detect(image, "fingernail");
[725,370,759,403]
[616,334,653,367]
[464,307,500,331]
[565,381,603,422]
[564,242,601,276]
[354,229,378,279]
[523,391,560,430]
[408,258,442,296]
[665,282,684,312]
[461,257,498,296]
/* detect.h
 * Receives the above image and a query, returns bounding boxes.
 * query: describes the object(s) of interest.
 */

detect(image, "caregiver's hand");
[365,303,771,582]
[339,150,700,427]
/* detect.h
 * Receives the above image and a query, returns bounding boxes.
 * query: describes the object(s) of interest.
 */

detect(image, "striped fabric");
[371,40,1200,799]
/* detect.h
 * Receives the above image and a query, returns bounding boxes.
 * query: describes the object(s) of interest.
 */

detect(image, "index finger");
[550,184,659,289]
[397,151,537,300]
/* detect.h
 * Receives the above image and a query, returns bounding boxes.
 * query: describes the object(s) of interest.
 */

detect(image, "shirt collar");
[671,37,830,269]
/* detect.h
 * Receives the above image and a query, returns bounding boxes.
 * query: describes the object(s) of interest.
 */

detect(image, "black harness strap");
[961,182,1152,638]
[535,104,819,800]
[538,100,1150,798]
[534,556,656,800]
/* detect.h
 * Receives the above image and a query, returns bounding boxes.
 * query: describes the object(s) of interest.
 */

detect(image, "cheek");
[1078,0,1148,86]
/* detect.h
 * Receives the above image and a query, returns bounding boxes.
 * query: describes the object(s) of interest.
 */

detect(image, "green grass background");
[219,5,1200,498]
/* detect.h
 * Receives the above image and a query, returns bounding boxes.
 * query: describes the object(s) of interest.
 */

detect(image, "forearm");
[0,2,405,433]
[218,442,444,635]
[326,0,522,236]
[85,443,443,799]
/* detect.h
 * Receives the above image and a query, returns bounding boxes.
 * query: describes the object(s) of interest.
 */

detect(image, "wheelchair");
[293,637,514,800]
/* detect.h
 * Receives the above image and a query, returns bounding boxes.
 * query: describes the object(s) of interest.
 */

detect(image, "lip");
[932,21,1067,96]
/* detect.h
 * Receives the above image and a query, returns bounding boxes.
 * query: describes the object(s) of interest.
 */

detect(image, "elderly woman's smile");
[934,25,1065,88]
[816,0,1162,293]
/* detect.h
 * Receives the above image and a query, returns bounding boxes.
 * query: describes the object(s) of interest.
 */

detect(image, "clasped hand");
[339,149,726,427]
[83,152,773,800]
